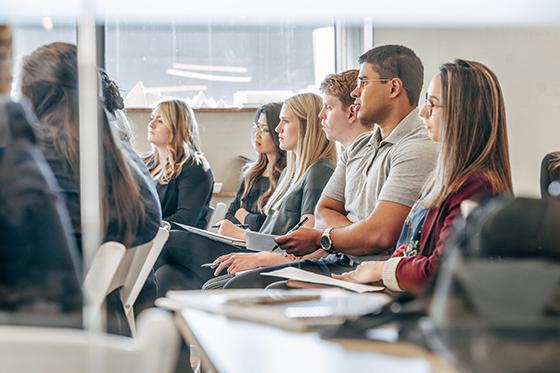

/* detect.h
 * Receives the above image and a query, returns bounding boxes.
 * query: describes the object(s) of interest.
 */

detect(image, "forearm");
[315,207,352,229]
[330,220,397,256]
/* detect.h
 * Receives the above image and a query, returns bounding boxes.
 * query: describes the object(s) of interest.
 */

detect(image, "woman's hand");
[234,208,249,224]
[216,219,246,240]
[332,261,385,284]
[212,252,288,276]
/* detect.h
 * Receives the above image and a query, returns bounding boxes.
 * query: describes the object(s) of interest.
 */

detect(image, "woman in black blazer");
[144,99,213,228]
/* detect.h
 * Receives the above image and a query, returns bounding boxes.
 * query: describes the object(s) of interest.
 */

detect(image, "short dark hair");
[358,45,424,106]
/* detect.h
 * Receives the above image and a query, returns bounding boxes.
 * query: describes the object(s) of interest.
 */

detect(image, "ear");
[347,104,358,123]
[388,78,404,99]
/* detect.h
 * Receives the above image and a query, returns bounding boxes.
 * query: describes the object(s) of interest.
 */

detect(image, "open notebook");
[262,267,385,293]
[172,223,246,247]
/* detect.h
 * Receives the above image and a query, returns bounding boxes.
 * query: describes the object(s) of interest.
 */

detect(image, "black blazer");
[156,156,214,229]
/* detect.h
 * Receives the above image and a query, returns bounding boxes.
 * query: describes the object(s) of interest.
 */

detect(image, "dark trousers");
[219,254,356,289]
[154,230,250,296]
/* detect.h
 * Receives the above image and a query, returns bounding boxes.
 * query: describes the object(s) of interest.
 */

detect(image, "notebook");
[172,223,246,247]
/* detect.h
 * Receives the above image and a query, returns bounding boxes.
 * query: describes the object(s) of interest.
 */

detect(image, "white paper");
[262,267,384,293]
[245,230,278,252]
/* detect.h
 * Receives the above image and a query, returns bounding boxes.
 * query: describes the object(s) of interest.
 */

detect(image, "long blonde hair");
[264,92,337,213]
[144,99,203,184]
[422,59,512,208]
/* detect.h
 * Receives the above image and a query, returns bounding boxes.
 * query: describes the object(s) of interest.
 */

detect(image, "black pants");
[213,254,356,289]
[154,230,250,296]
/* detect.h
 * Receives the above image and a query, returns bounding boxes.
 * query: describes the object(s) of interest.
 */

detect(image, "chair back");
[0,309,179,373]
[117,222,170,336]
[207,202,227,229]
[83,241,127,312]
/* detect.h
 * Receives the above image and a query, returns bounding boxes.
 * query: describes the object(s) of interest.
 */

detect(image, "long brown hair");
[143,99,203,185]
[241,102,286,211]
[20,42,145,247]
[265,93,337,213]
[422,59,513,207]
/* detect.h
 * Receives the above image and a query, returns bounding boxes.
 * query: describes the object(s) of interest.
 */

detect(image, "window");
[105,19,335,107]
[11,21,76,96]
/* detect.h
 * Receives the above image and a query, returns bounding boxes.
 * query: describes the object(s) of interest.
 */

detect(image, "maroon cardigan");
[393,172,496,293]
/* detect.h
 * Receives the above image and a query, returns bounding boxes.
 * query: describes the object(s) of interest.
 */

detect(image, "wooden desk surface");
[175,307,455,373]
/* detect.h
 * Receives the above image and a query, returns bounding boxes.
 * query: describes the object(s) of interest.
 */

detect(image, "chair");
[207,202,227,229]
[83,241,127,316]
[115,222,170,336]
[0,309,179,373]
[83,222,171,336]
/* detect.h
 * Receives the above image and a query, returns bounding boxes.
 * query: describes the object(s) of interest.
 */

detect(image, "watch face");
[320,234,331,250]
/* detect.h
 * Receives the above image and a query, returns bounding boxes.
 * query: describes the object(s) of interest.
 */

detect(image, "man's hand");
[274,227,322,256]
[331,261,385,284]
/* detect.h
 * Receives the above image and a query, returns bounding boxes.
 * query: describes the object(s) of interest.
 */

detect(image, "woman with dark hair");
[334,59,513,293]
[224,102,286,231]
[143,99,213,228]
[540,152,560,198]
[20,42,161,251]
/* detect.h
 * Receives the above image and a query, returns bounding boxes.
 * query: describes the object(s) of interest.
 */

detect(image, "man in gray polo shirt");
[274,44,438,266]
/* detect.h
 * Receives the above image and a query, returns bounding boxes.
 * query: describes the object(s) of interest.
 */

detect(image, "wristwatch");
[320,227,336,254]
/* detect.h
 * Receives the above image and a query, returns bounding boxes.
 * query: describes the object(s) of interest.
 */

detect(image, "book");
[261,267,385,293]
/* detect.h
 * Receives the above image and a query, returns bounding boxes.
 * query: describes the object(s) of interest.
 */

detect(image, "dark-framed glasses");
[356,77,391,89]
[252,122,270,135]
[424,92,445,118]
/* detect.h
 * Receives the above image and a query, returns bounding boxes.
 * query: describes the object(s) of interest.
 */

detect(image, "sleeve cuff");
[382,257,405,292]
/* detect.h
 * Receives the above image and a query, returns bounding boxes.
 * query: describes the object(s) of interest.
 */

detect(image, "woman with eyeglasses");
[154,92,336,293]
[144,99,213,228]
[222,103,286,232]
[333,59,513,293]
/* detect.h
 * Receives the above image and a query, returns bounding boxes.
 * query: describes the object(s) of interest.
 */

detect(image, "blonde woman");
[144,99,213,228]
[154,92,336,293]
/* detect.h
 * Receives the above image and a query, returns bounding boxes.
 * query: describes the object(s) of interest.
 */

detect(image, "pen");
[211,223,249,229]
[201,262,216,268]
[271,216,310,252]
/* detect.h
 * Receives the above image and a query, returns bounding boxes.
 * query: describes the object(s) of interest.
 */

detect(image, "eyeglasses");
[423,92,445,118]
[252,122,270,135]
[356,77,391,89]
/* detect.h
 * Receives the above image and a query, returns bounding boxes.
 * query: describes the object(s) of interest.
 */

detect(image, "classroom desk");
[172,305,456,373]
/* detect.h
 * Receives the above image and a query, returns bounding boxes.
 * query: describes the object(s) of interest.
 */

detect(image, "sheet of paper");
[262,267,384,293]
[245,230,278,252]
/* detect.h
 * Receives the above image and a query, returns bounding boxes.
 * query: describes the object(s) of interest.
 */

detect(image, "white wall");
[373,27,560,196]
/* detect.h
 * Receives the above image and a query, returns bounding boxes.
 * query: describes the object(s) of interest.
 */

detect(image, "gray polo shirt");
[321,109,439,263]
